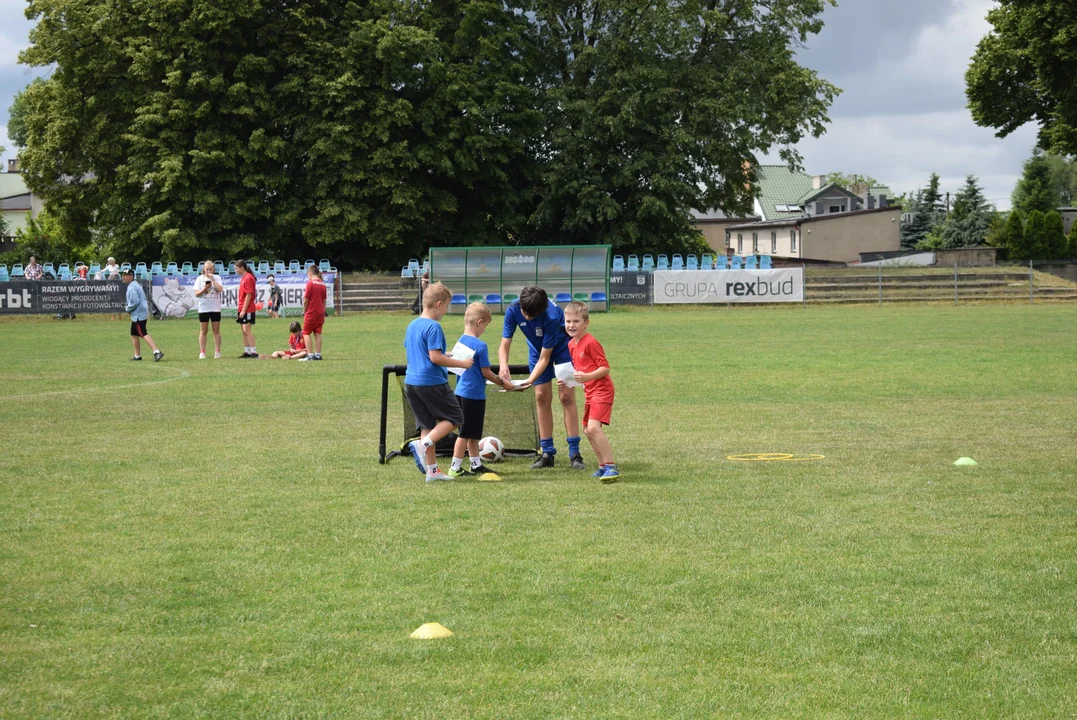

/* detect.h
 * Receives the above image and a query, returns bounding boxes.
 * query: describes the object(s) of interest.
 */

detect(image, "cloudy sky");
[0,0,1039,209]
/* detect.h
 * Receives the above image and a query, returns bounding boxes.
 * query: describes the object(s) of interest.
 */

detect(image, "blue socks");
[567,436,581,457]
[540,437,556,455]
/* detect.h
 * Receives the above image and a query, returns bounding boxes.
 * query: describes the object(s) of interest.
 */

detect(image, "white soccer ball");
[478,436,505,463]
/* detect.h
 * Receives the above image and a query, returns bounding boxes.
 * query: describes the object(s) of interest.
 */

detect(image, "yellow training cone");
[478,472,502,482]
[410,622,454,640]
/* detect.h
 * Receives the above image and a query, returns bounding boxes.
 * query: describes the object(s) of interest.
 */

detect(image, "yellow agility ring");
[726,453,825,462]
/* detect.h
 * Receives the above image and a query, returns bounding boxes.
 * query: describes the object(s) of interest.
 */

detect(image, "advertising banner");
[150,273,336,318]
[0,279,132,315]
[653,268,804,304]
[609,271,653,305]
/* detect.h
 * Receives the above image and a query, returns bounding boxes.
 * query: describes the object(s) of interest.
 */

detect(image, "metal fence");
[801,262,1077,305]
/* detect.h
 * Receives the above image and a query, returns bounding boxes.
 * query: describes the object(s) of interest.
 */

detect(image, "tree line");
[9,0,837,270]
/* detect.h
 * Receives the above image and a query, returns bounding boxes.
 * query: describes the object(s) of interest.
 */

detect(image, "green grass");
[1,305,1076,718]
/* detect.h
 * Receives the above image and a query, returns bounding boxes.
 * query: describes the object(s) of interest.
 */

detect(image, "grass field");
[2,304,1076,718]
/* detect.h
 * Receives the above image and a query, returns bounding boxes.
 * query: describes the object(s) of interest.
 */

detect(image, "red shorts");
[303,318,323,335]
[583,399,613,426]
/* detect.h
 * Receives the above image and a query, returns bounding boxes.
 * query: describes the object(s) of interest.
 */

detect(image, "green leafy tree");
[1012,150,1057,217]
[825,172,879,191]
[6,80,43,149]
[939,175,994,248]
[8,207,93,266]
[1024,210,1048,261]
[1045,153,1077,206]
[17,0,840,266]
[966,1,1077,156]
[1043,211,1068,259]
[999,211,1027,262]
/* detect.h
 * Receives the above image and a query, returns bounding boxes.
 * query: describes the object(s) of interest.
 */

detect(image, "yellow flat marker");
[410,622,454,639]
[477,472,503,482]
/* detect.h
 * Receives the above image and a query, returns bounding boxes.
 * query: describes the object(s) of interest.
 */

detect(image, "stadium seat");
[213,261,225,275]
[43,263,55,276]
[0,266,8,282]
[554,292,572,306]
[165,262,178,276]
[701,254,713,270]
[612,256,625,272]
[627,255,640,272]
[573,292,589,303]
[181,262,194,275]
[401,266,414,279]
[150,262,164,275]
[716,255,727,270]
[589,291,608,311]
[467,294,484,303]
[135,262,147,273]
[59,268,73,281]
[319,259,331,273]
[761,255,773,269]
[686,255,698,271]
[10,264,23,278]
[420,259,430,276]
[89,263,101,275]
[288,260,300,273]
[257,261,269,275]
[58,263,70,275]
[228,262,237,274]
[304,259,315,269]
[746,256,758,270]
[671,254,684,271]
[450,294,468,313]
[485,293,502,312]
[503,293,519,305]
[656,255,669,271]
[642,255,654,272]
[273,261,285,275]
[732,256,742,270]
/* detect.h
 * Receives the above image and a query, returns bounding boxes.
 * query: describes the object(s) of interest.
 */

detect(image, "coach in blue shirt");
[498,286,583,470]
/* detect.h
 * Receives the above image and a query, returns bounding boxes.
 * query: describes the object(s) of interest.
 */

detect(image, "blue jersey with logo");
[503,298,572,364]
[404,317,448,386]
[453,334,491,400]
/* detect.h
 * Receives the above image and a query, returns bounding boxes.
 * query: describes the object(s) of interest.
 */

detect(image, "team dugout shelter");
[428,245,612,313]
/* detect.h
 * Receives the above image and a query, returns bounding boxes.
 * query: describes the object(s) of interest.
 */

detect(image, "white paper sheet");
[448,341,476,376]
[554,361,579,387]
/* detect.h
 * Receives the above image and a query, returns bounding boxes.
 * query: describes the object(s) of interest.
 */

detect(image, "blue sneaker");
[407,440,427,475]
[592,466,607,478]
[600,465,621,484]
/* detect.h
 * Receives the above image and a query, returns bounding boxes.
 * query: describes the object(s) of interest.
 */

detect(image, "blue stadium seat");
[612,255,625,272]
[43,262,55,275]
[257,261,269,275]
[627,255,639,272]
[485,293,502,312]
[716,255,728,270]
[656,255,669,271]
[214,261,225,275]
[273,261,285,275]
[555,292,572,306]
[135,262,148,274]
[746,255,758,270]
[0,266,8,282]
[10,264,24,278]
[181,262,194,275]
[732,256,742,270]
[165,262,178,276]
[642,255,654,272]
[59,268,73,281]
[319,259,331,273]
[686,255,699,271]
[58,263,70,275]
[150,262,164,275]
[228,262,237,274]
[671,254,684,271]
[304,259,315,270]
[761,255,773,269]
[701,254,713,270]
[288,260,300,273]
[589,291,608,311]
[450,294,468,313]
[89,263,101,276]
[401,266,414,279]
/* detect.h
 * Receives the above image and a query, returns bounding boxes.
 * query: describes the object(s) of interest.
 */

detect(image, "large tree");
[1043,211,1068,259]
[1012,150,1058,217]
[900,173,946,249]
[966,1,1077,156]
[939,176,994,249]
[17,0,839,266]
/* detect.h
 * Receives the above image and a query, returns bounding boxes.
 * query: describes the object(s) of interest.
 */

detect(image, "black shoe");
[470,464,497,475]
[238,352,251,359]
[129,356,142,361]
[570,454,586,470]
[153,350,164,362]
[530,453,555,469]
[249,352,259,359]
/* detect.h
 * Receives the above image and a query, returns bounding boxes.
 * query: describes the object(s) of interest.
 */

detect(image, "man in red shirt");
[562,300,619,482]
[235,259,258,358]
[299,265,327,361]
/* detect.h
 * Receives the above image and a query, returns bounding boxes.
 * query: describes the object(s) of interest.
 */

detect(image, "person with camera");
[194,260,223,359]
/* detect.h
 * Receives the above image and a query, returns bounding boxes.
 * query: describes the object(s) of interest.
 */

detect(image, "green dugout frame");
[428,245,612,312]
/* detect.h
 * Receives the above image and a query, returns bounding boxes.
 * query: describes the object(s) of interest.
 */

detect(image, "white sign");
[653,269,804,304]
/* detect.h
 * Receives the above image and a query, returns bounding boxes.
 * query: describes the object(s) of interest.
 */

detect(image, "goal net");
[378,363,539,463]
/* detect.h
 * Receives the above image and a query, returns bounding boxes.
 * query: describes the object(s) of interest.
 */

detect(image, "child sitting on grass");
[271,322,307,359]
[562,301,619,483]
[448,302,528,477]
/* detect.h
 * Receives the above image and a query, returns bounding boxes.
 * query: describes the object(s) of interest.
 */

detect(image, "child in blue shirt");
[404,282,474,482]
[448,302,528,477]
[498,286,583,470]
[121,268,164,361]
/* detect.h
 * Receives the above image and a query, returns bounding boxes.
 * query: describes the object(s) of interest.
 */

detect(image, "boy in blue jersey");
[447,302,527,477]
[403,282,474,482]
[498,285,584,470]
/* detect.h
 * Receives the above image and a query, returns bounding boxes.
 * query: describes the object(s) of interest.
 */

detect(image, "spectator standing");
[103,257,120,279]
[266,275,283,318]
[25,256,43,280]
[235,259,258,358]
[194,260,223,359]
[121,268,163,361]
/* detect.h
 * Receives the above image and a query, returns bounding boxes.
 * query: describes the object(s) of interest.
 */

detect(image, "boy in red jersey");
[235,259,258,358]
[562,301,619,483]
[271,322,308,359]
[298,265,327,361]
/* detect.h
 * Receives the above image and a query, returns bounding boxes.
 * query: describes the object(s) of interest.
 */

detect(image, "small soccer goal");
[379,363,539,464]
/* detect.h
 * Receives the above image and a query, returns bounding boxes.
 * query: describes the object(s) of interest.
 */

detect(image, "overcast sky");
[0,0,1039,209]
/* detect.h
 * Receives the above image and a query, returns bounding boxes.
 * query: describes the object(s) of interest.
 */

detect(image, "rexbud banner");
[0,279,132,314]
[653,268,804,304]
[151,273,335,318]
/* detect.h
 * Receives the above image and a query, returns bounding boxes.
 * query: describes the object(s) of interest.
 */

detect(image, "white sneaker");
[426,471,454,483]
[214,352,221,359]
[199,352,206,359]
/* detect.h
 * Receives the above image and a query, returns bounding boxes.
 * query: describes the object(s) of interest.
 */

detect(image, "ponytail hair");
[235,259,250,273]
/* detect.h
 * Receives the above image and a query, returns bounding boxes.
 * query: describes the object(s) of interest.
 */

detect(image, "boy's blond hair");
[464,301,492,325]
[564,300,589,321]
[423,281,452,308]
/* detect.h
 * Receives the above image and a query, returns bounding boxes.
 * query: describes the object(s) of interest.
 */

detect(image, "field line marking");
[0,366,191,400]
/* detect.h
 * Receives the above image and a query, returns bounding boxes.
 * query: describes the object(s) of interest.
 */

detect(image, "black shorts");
[130,319,148,337]
[198,311,222,323]
[236,313,256,325]
[456,397,486,440]
[406,383,464,431]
